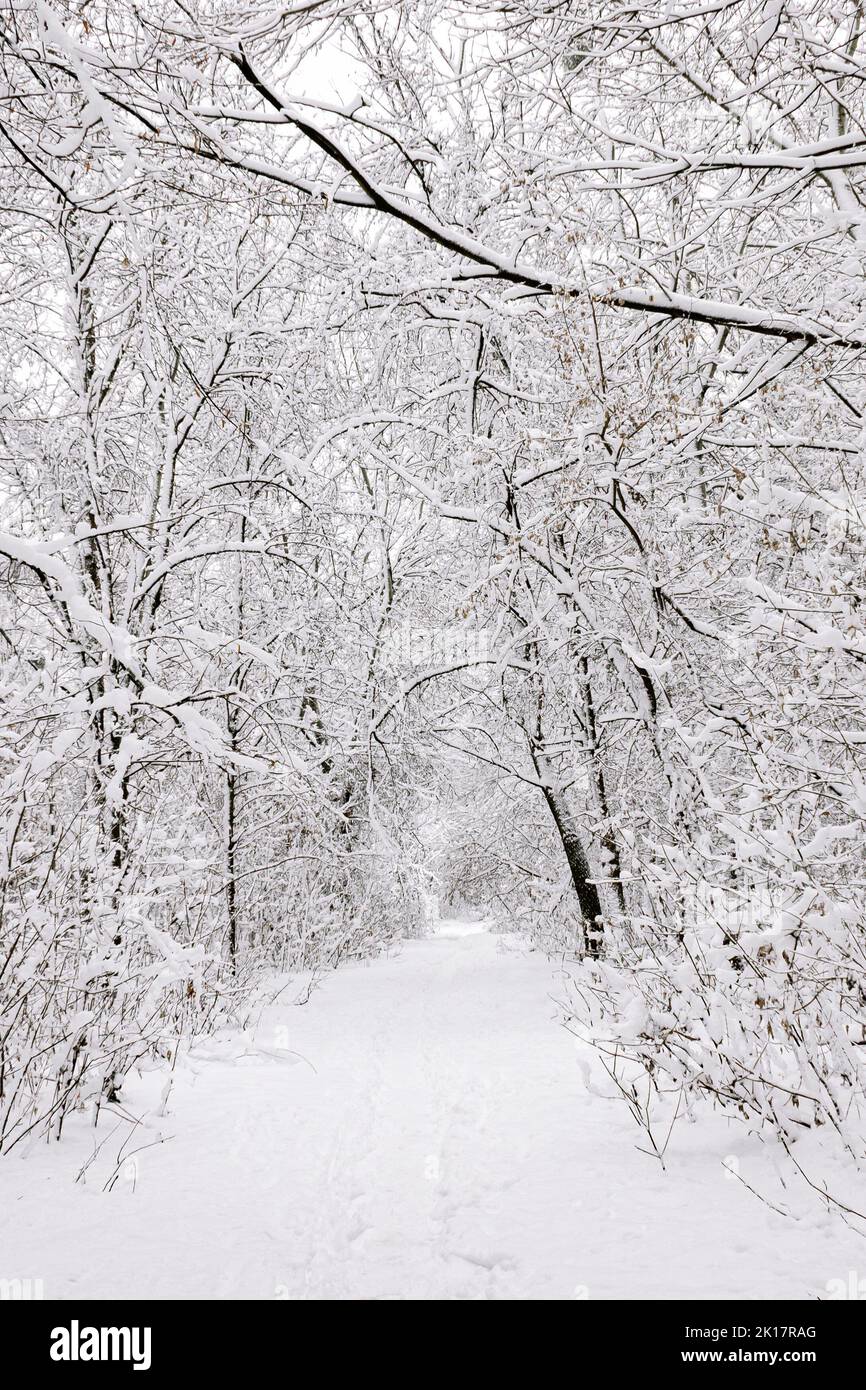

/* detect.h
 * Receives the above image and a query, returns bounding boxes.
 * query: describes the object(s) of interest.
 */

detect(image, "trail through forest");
[1,925,860,1301]
[3,2,866,1261]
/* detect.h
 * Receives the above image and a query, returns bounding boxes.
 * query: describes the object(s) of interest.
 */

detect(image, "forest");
[1,0,865,1303]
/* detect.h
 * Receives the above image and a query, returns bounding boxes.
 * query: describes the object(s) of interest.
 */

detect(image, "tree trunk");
[578,655,627,918]
[534,762,604,957]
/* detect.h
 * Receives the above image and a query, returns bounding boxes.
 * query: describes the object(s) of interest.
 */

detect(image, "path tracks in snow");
[0,927,860,1299]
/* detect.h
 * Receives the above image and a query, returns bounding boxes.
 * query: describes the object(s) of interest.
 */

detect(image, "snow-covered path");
[0,927,860,1299]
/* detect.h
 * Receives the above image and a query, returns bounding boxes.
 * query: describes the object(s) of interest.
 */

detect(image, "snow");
[0,926,860,1301]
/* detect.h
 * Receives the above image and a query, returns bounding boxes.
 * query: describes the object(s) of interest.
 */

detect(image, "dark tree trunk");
[537,778,603,957]
[225,760,238,969]
[523,631,605,958]
[578,655,627,917]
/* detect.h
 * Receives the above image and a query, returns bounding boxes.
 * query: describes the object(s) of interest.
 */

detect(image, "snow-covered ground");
[0,926,862,1300]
